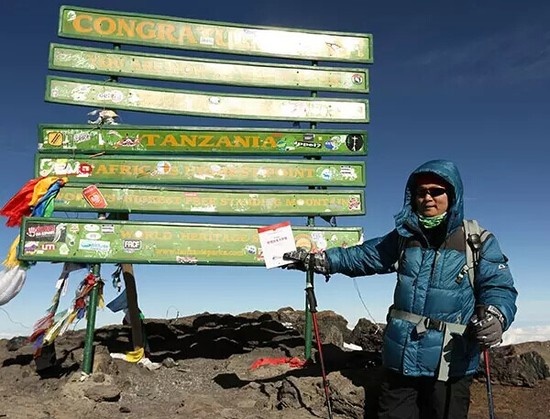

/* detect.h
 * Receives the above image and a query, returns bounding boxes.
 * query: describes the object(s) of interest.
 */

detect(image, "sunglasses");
[416,187,447,198]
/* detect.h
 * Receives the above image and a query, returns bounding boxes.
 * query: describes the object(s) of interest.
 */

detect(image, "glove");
[470,305,505,347]
[282,247,331,278]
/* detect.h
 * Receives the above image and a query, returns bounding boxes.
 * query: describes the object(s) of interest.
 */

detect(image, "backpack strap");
[462,219,491,288]
[392,234,407,272]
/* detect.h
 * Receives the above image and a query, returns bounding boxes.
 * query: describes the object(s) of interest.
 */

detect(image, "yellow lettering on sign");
[157,23,178,43]
[263,136,278,148]
[118,19,135,37]
[177,25,197,45]
[160,135,179,147]
[267,167,315,178]
[136,22,156,39]
[73,14,93,33]
[119,166,131,176]
[180,135,196,147]
[232,136,248,147]
[68,13,234,50]
[217,136,232,148]
[142,231,173,240]
[94,17,116,35]
[95,165,109,175]
[120,230,134,240]
[141,134,160,147]
[58,191,76,200]
[214,29,228,48]
[93,54,122,70]
[94,163,152,176]
[176,231,250,243]
[127,132,282,150]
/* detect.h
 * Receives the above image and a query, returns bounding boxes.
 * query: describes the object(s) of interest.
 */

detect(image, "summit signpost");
[20,5,373,373]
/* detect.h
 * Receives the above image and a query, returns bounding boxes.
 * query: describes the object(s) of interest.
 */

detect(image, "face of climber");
[414,175,449,217]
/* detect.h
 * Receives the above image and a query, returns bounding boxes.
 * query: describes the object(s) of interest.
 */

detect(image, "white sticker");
[84,224,100,232]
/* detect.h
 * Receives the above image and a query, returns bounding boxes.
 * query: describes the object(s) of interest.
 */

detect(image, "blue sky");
[1,1,549,344]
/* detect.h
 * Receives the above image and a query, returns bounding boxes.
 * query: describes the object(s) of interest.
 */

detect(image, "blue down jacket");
[326,159,517,378]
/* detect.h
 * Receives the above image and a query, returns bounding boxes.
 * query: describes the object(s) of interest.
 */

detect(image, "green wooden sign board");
[18,217,363,265]
[49,44,369,93]
[58,6,373,63]
[38,125,367,156]
[55,185,365,216]
[45,76,369,123]
[36,155,366,187]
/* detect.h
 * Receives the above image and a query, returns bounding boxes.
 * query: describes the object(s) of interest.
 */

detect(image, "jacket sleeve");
[325,229,400,277]
[475,233,518,330]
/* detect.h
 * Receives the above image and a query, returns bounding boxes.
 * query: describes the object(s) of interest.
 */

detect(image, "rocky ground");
[1,308,549,419]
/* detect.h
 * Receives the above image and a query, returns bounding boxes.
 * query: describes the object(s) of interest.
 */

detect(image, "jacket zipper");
[431,250,440,284]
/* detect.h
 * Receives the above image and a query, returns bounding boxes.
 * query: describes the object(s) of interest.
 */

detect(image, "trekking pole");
[305,282,333,419]
[476,305,495,419]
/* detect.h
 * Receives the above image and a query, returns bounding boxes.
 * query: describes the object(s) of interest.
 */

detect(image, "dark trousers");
[377,369,473,419]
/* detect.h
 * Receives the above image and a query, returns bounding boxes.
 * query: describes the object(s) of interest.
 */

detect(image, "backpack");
[395,219,491,288]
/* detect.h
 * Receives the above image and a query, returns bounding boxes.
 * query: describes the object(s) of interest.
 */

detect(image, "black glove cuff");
[486,305,506,328]
[317,252,331,274]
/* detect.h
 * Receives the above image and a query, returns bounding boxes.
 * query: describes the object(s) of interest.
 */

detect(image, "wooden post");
[82,264,101,374]
[109,43,143,355]
[121,263,144,352]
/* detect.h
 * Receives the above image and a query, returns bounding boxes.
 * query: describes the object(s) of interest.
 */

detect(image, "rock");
[176,394,225,417]
[270,308,351,345]
[321,324,344,347]
[93,346,118,375]
[162,357,179,368]
[324,371,366,419]
[277,378,303,410]
[6,336,27,352]
[83,384,121,402]
[487,343,550,387]
[92,372,106,383]
[349,318,385,352]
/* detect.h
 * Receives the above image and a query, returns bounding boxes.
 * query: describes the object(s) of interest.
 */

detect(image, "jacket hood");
[394,159,464,236]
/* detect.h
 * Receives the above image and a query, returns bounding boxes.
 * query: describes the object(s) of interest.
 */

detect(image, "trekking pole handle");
[476,305,486,320]
[305,284,318,313]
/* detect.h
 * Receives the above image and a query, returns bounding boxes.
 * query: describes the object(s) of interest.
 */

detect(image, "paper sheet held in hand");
[257,221,296,269]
